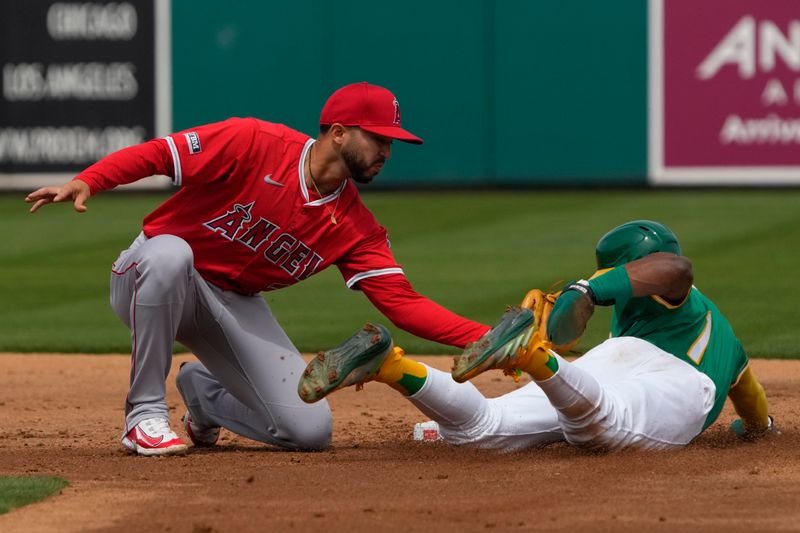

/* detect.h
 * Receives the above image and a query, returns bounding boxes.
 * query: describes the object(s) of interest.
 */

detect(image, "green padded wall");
[172,1,647,186]
[493,0,647,184]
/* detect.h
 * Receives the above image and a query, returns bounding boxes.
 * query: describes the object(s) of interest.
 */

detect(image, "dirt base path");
[0,354,798,532]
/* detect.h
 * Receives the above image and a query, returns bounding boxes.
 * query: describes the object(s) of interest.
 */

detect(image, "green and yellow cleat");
[298,323,394,403]
[451,306,536,383]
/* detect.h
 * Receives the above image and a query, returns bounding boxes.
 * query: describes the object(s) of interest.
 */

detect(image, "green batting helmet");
[595,220,681,269]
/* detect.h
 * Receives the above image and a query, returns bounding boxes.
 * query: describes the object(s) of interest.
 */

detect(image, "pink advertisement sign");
[650,0,800,184]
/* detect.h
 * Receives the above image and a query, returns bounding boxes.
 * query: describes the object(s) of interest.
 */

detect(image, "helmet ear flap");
[595,220,681,269]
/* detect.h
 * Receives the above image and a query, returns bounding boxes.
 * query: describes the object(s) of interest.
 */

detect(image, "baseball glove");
[520,289,581,354]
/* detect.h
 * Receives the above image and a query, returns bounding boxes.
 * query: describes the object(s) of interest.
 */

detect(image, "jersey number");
[687,311,712,365]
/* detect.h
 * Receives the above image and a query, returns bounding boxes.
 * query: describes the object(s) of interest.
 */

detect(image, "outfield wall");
[170,0,648,187]
[3,1,798,188]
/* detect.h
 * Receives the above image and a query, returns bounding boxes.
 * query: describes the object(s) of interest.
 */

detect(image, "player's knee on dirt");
[177,362,333,450]
[273,404,333,451]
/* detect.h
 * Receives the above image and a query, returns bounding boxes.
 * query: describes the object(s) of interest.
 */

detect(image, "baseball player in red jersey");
[26,82,490,456]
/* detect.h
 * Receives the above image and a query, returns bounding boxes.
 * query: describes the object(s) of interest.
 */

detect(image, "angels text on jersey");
[203,201,323,283]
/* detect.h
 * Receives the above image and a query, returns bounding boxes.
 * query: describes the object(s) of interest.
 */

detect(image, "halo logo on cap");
[393,98,401,125]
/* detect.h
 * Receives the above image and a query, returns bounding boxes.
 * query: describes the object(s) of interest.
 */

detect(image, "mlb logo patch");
[184,132,202,154]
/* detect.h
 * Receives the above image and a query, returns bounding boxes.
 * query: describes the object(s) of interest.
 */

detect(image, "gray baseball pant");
[109,232,332,450]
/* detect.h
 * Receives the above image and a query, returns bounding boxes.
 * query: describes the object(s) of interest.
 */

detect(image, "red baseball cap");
[320,82,423,145]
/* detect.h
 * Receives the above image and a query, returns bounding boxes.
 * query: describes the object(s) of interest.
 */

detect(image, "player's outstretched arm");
[26,179,91,214]
[26,137,177,215]
[728,366,773,440]
[625,252,693,302]
[547,252,692,346]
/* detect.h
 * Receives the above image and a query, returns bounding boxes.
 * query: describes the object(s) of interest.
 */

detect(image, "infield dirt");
[0,354,798,532]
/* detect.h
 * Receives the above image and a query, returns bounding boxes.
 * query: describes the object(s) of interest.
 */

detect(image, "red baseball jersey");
[75,118,489,347]
[140,118,398,294]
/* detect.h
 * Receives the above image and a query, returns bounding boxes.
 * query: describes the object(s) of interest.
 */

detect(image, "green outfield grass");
[2,189,798,357]
[0,476,68,515]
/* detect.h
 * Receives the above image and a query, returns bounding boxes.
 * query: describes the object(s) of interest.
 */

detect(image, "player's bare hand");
[25,180,91,213]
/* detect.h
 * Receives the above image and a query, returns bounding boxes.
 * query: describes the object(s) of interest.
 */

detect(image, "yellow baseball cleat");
[452,306,530,382]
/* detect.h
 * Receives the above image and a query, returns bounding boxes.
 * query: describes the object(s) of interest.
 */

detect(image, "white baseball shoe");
[182,411,221,447]
[121,417,188,456]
